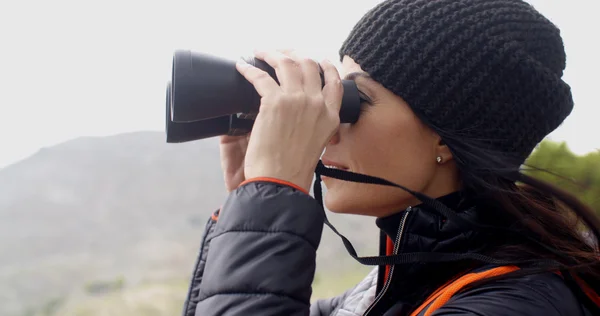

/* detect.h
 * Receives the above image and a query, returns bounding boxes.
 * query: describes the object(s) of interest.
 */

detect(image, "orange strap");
[410,266,520,316]
[540,270,600,307]
[574,274,600,307]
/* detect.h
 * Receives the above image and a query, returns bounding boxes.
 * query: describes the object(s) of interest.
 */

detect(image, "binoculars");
[165,50,363,143]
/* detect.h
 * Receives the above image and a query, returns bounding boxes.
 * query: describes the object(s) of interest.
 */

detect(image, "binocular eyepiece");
[165,50,363,143]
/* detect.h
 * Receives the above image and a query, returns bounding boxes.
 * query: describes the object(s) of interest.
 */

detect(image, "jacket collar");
[367,191,492,314]
[375,191,472,242]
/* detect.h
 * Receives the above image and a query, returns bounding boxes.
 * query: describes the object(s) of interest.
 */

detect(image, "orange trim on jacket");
[240,177,309,195]
[384,236,394,284]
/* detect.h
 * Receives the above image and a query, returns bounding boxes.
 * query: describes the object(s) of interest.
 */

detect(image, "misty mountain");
[0,131,378,316]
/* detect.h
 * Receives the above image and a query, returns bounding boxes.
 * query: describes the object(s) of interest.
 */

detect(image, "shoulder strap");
[410,266,600,316]
[561,270,600,314]
[572,274,600,306]
[410,266,519,316]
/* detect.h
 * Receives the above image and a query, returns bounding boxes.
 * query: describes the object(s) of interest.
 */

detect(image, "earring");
[436,156,443,164]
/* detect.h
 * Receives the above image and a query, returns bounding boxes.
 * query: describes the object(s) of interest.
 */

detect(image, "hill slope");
[0,132,378,316]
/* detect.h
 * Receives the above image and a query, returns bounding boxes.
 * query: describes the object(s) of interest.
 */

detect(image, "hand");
[235,50,343,192]
[219,134,250,192]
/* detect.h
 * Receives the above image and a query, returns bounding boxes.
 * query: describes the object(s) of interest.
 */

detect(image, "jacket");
[182,179,594,315]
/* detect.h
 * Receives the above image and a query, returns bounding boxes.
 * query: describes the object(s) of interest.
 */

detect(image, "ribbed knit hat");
[340,0,573,166]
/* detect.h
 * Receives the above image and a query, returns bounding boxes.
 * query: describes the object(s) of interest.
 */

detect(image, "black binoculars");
[165,50,363,143]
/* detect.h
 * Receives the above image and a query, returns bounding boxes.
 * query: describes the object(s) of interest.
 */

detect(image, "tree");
[525,140,600,213]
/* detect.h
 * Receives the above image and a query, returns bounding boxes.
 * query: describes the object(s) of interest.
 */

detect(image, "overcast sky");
[0,0,598,168]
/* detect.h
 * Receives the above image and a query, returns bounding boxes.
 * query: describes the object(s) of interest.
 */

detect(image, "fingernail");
[237,59,250,67]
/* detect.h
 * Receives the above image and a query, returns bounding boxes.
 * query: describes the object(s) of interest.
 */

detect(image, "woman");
[182,0,600,315]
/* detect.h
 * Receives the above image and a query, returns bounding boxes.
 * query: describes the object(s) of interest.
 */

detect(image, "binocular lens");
[165,82,230,142]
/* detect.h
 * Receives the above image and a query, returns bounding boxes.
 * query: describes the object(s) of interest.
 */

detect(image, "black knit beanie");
[339,0,573,167]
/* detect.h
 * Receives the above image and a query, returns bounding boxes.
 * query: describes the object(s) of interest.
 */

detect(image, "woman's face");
[321,56,461,217]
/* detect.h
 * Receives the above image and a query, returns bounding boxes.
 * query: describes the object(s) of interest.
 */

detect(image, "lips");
[321,159,349,171]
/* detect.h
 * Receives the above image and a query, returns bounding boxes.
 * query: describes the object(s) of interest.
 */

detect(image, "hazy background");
[0,0,598,168]
[0,0,598,315]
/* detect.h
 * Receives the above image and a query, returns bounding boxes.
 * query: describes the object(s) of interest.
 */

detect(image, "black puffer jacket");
[182,180,593,315]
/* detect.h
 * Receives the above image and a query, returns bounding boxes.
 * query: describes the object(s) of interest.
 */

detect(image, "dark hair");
[434,127,600,309]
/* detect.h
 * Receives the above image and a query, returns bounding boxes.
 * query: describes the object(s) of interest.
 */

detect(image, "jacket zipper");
[364,206,413,316]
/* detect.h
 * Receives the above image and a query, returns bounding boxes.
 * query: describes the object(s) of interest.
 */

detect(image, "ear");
[435,136,454,164]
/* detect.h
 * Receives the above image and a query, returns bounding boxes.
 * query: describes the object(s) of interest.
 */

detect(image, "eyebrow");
[343,72,372,81]
[343,72,377,101]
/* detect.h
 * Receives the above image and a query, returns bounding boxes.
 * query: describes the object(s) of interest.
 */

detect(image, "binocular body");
[165,50,362,143]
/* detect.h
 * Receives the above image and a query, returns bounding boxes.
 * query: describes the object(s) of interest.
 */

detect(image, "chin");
[324,196,359,214]
[322,177,416,217]
[324,193,346,213]
[323,178,369,215]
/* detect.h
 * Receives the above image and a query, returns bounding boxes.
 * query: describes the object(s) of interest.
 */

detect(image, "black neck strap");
[313,160,564,268]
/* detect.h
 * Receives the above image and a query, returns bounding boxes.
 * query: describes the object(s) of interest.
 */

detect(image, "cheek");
[324,107,437,215]
[354,112,436,188]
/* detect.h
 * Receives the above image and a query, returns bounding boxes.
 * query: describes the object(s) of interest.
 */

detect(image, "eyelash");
[358,91,373,112]
[358,91,373,104]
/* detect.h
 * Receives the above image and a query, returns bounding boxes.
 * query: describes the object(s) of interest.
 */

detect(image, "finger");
[320,59,343,114]
[281,50,322,95]
[236,60,281,97]
[277,48,296,56]
[254,50,303,93]
[220,134,248,145]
